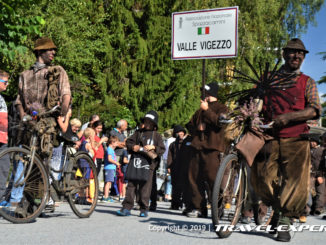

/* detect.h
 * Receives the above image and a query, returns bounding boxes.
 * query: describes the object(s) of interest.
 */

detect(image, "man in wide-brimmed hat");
[14,37,71,211]
[15,37,71,120]
[251,38,322,242]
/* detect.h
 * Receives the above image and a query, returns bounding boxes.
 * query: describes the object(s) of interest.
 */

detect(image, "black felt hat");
[144,110,158,127]
[203,82,219,98]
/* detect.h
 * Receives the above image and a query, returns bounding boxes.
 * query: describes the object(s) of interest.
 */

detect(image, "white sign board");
[171,7,238,60]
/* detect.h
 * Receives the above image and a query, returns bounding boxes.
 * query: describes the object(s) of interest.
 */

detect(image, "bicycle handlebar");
[22,105,61,122]
[219,119,274,129]
[38,105,61,117]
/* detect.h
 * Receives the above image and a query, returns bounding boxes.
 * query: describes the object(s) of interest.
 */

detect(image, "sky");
[300,2,326,96]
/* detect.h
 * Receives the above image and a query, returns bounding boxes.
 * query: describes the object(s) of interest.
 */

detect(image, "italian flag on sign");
[198,27,210,35]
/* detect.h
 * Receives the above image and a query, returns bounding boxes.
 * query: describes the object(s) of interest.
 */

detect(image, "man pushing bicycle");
[251,38,321,242]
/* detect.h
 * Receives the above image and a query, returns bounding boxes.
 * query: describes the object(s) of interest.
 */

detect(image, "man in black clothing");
[167,125,187,210]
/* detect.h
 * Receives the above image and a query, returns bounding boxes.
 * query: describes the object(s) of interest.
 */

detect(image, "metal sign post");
[202,59,206,99]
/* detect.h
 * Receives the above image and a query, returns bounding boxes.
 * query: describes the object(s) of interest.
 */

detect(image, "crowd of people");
[0,36,326,243]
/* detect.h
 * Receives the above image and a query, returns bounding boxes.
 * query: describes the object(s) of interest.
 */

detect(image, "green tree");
[0,0,45,100]
[318,51,326,84]
[0,0,323,131]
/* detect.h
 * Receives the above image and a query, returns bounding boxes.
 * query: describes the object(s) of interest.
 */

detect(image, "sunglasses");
[0,79,8,85]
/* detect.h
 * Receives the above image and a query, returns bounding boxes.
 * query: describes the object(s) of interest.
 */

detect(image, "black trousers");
[171,170,184,208]
[150,166,158,208]
[95,158,103,177]
[122,167,155,211]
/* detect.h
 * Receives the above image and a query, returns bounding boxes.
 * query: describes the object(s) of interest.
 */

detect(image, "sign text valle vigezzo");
[171,7,238,60]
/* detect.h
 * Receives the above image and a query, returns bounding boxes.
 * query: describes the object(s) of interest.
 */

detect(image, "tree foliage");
[318,51,326,84]
[0,0,45,100]
[0,0,323,131]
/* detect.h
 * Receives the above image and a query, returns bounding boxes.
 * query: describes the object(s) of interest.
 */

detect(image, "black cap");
[143,110,158,127]
[283,38,309,54]
[173,125,186,137]
[203,82,219,98]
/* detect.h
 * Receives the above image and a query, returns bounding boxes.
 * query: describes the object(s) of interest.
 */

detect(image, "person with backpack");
[116,110,165,217]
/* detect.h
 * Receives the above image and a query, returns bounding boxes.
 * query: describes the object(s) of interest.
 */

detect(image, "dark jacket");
[126,129,165,170]
[167,137,182,169]
[187,101,228,151]
[167,135,193,184]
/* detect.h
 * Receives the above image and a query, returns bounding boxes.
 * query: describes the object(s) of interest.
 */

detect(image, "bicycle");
[211,118,274,238]
[0,106,98,223]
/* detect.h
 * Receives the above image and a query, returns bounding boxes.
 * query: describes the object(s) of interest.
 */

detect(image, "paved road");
[0,201,325,245]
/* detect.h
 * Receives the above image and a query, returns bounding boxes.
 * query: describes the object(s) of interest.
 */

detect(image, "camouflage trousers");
[251,137,310,218]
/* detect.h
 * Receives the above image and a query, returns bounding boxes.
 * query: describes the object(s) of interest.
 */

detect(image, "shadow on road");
[39,212,70,219]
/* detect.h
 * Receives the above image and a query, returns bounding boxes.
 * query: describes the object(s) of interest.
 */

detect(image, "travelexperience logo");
[215,225,326,232]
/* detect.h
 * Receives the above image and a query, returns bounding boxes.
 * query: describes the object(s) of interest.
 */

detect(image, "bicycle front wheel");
[211,153,245,238]
[66,152,98,218]
[0,147,49,223]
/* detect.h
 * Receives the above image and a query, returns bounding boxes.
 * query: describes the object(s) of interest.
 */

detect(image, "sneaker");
[276,216,291,242]
[314,209,324,215]
[44,204,55,213]
[276,230,291,242]
[299,216,307,223]
[186,210,207,218]
[164,195,171,202]
[111,196,119,201]
[116,208,131,216]
[149,205,156,211]
[101,197,112,203]
[86,198,94,204]
[139,211,148,217]
[241,216,252,224]
[182,208,192,216]
[187,210,199,218]
[0,201,10,208]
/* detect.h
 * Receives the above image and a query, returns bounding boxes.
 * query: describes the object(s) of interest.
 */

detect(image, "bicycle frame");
[48,145,78,195]
[12,106,61,191]
[222,121,254,210]
[12,132,39,188]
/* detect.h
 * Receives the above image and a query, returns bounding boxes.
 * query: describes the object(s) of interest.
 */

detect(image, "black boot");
[269,210,280,235]
[276,216,291,242]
